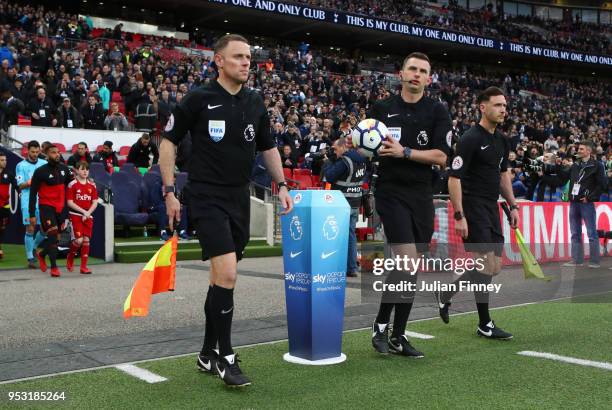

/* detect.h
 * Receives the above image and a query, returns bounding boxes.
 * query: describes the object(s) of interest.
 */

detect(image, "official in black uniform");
[369,52,452,357]
[440,86,519,340]
[160,34,293,387]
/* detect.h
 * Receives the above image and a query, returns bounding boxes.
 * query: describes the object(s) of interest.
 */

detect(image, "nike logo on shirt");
[321,251,337,259]
[208,104,222,109]
[480,145,489,150]
[387,114,400,118]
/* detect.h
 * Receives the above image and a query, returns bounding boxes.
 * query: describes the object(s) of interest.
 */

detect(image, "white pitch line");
[517,351,612,371]
[114,364,168,383]
[1,291,609,386]
[405,331,435,339]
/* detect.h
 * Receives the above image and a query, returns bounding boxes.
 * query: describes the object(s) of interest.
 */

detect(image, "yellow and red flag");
[123,236,178,318]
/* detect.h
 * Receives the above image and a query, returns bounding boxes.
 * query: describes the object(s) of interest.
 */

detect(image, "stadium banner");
[281,190,349,363]
[442,201,612,265]
[208,0,612,67]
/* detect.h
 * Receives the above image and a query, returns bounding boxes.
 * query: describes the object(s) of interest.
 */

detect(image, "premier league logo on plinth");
[281,190,350,365]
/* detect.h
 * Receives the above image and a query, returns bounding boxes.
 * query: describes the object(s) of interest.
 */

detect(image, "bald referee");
[160,34,293,387]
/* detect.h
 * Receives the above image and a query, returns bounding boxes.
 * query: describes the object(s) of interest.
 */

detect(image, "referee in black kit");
[369,52,451,358]
[438,86,519,340]
[160,34,293,387]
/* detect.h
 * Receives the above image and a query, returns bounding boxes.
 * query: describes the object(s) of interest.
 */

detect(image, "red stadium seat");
[111,91,122,102]
[293,169,312,177]
[117,158,127,167]
[21,142,29,157]
[119,146,131,156]
[311,175,320,187]
[71,144,79,153]
[54,143,67,153]
[17,115,31,126]
[96,145,105,153]
[294,174,313,189]
[283,168,293,180]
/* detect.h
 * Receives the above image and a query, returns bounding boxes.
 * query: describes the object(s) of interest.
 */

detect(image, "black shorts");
[0,207,9,226]
[188,182,250,261]
[39,205,64,234]
[375,190,434,253]
[463,196,503,256]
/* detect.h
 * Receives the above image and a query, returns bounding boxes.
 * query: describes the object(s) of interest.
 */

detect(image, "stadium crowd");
[0,1,610,212]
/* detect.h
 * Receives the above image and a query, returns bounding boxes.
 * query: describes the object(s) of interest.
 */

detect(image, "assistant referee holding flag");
[438,86,519,340]
[160,34,293,387]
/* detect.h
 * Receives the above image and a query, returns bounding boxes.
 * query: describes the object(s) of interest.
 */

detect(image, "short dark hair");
[0,151,6,157]
[47,144,58,151]
[214,34,249,54]
[477,87,505,104]
[78,141,87,148]
[579,140,594,150]
[27,141,40,149]
[141,133,150,140]
[75,160,89,170]
[403,52,430,68]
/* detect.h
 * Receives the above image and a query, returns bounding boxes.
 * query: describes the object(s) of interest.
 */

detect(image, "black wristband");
[277,181,288,190]
[510,204,519,211]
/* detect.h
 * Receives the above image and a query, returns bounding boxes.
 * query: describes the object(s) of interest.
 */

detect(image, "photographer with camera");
[322,137,366,278]
[304,128,331,176]
[535,152,569,201]
[104,102,129,131]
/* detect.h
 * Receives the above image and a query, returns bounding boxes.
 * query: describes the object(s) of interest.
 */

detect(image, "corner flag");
[123,236,178,318]
[501,203,552,281]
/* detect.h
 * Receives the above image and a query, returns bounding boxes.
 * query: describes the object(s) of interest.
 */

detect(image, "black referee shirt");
[369,95,452,194]
[449,124,510,200]
[164,80,275,187]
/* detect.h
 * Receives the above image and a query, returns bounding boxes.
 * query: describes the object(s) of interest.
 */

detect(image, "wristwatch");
[403,147,412,159]
[277,181,288,190]
[509,204,519,211]
[163,186,176,197]
[454,211,464,221]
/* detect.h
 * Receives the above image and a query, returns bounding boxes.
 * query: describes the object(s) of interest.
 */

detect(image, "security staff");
[564,140,606,268]
[441,86,519,340]
[369,52,451,358]
[323,137,367,277]
[160,34,292,388]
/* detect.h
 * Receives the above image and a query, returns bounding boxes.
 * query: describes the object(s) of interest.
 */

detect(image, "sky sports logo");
[285,272,311,285]
[313,272,345,285]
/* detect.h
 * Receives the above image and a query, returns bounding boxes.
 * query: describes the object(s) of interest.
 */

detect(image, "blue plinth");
[281,190,350,363]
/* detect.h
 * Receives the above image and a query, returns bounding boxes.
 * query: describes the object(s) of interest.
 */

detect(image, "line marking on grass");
[517,351,612,371]
[404,331,435,339]
[114,364,168,383]
[0,291,608,386]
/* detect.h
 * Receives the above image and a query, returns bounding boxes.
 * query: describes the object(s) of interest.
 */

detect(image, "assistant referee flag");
[123,236,178,318]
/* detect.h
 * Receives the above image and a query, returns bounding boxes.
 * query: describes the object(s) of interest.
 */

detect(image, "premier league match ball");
[351,118,388,158]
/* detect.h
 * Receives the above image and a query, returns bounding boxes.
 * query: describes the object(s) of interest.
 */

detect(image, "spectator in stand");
[81,95,105,130]
[98,82,110,111]
[104,101,129,131]
[0,82,24,131]
[157,90,174,130]
[92,140,119,173]
[127,133,159,168]
[56,97,81,128]
[67,142,92,168]
[27,87,56,127]
[280,144,296,170]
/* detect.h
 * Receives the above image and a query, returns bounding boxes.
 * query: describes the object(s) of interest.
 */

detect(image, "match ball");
[351,118,388,158]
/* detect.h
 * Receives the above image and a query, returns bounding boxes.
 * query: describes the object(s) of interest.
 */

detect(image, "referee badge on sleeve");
[208,120,226,142]
[452,156,463,170]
